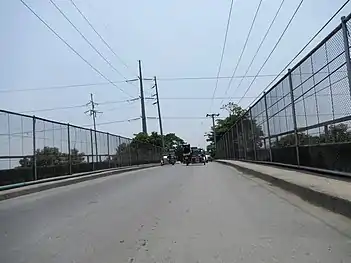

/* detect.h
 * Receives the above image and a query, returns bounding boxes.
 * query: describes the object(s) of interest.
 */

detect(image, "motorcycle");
[169,156,176,165]
[183,154,190,166]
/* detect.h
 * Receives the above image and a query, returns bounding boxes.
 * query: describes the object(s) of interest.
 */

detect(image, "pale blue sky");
[1,0,350,148]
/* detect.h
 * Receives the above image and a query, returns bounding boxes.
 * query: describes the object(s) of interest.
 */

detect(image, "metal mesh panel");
[267,76,293,136]
[34,119,69,179]
[69,126,92,173]
[0,112,34,170]
[216,14,351,172]
[94,131,108,164]
[0,109,161,185]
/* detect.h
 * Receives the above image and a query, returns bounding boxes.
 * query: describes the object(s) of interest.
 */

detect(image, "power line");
[147,116,217,120]
[104,103,139,112]
[1,70,344,94]
[19,0,133,98]
[49,0,131,84]
[0,80,128,93]
[242,0,351,108]
[82,117,140,127]
[222,0,286,106]
[157,74,284,81]
[235,0,305,106]
[69,0,133,73]
[210,0,236,109]
[18,99,136,113]
[158,96,257,100]
[0,74,287,94]
[221,0,263,101]
[20,104,86,113]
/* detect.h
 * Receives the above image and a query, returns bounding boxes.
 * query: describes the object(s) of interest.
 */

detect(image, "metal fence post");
[219,139,223,159]
[288,69,300,166]
[249,110,257,161]
[32,116,37,180]
[67,123,72,174]
[341,16,351,95]
[117,136,121,167]
[226,131,231,159]
[236,124,241,159]
[128,142,132,166]
[107,133,110,168]
[263,92,273,162]
[230,127,235,159]
[224,134,226,159]
[228,128,232,159]
[90,129,94,170]
[241,118,247,160]
[94,130,98,164]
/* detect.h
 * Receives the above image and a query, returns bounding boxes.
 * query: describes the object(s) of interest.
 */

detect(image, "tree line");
[18,132,186,167]
[205,102,350,155]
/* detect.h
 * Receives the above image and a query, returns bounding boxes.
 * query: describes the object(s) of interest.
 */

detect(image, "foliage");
[113,132,185,162]
[206,103,263,154]
[18,147,85,167]
[272,123,351,147]
[132,132,184,151]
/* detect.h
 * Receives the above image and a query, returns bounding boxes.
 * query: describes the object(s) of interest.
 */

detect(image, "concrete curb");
[217,160,351,219]
[0,164,158,201]
[233,159,351,179]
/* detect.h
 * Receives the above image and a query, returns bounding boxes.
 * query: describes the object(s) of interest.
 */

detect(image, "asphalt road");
[1,163,351,262]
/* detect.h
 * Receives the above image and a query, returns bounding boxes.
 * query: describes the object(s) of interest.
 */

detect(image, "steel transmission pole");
[206,113,220,151]
[152,76,165,152]
[138,60,147,134]
[85,93,101,163]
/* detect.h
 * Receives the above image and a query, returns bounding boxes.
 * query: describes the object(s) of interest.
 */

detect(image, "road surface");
[1,163,350,262]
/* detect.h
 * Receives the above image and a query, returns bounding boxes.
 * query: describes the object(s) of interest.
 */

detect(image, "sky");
[1,0,351,152]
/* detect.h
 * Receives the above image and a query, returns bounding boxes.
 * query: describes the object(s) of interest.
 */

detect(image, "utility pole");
[126,60,148,134]
[206,113,220,150]
[85,93,102,163]
[138,60,147,134]
[152,76,165,153]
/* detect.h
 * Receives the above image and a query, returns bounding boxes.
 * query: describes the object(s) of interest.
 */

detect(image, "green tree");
[18,147,85,167]
[206,103,263,147]
[132,132,184,151]
[112,132,185,163]
[274,123,351,147]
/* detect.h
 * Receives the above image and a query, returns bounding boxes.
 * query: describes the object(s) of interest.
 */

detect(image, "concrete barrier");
[0,164,159,201]
[217,160,351,219]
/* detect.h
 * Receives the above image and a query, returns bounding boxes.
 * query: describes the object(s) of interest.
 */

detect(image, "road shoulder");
[217,160,351,219]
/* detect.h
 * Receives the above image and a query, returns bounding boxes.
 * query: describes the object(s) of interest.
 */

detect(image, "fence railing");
[0,110,162,186]
[216,13,351,173]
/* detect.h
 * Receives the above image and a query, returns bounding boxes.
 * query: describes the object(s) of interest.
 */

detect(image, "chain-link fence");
[217,14,351,173]
[0,111,162,186]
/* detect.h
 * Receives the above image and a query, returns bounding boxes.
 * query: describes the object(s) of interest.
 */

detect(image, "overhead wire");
[68,0,133,74]
[238,0,351,108]
[220,0,263,102]
[157,74,282,81]
[147,116,217,120]
[158,96,257,100]
[0,74,289,94]
[18,99,136,113]
[210,0,236,110]
[235,0,305,106]
[221,0,286,106]
[19,0,133,99]
[0,80,128,93]
[82,117,140,127]
[48,0,134,89]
